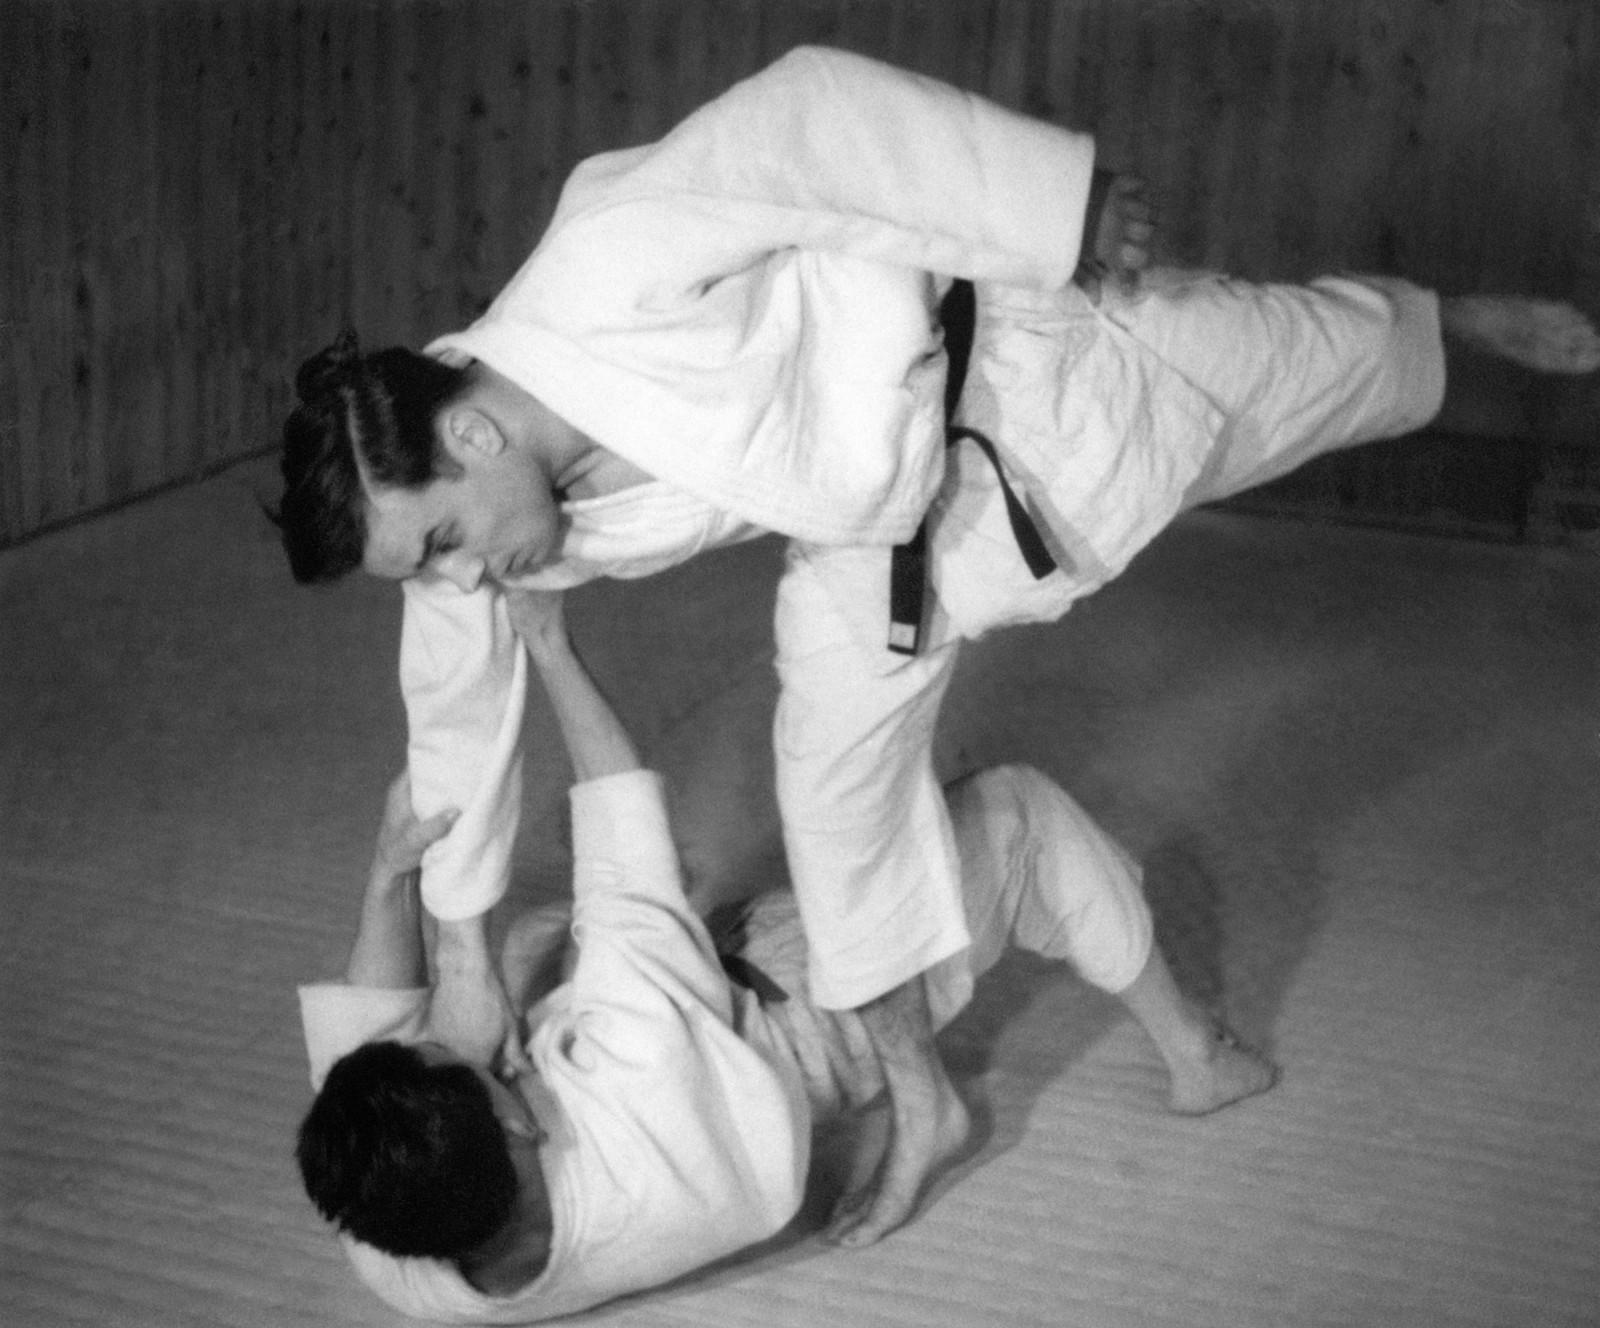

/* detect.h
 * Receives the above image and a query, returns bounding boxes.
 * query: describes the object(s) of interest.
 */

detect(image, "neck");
[558,445,653,501]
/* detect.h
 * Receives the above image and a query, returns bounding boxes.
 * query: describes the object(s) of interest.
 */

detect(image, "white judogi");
[301,773,808,1324]
[398,46,1445,1013]
[300,765,1156,1322]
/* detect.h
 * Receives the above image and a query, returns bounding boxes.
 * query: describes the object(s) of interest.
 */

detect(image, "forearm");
[429,909,529,1071]
[433,912,495,983]
[522,616,641,784]
[344,862,429,989]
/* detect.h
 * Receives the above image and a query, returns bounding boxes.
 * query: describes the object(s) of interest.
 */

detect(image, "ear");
[440,406,507,464]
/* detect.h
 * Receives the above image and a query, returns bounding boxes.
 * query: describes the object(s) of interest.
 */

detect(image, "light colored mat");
[3,457,1598,1328]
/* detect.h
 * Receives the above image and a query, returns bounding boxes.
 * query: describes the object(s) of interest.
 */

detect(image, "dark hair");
[296,1041,517,1260]
[274,329,472,584]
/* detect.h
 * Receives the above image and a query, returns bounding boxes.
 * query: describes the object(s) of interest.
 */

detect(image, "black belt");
[887,426,1058,655]
[887,280,1058,657]
[718,952,790,1004]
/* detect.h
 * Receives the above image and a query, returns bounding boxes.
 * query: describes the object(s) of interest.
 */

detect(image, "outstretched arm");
[344,772,457,989]
[505,589,641,783]
[398,579,535,1074]
[429,590,640,1072]
[509,586,811,1267]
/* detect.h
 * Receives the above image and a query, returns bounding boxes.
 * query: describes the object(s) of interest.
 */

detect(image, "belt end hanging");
[887,522,928,657]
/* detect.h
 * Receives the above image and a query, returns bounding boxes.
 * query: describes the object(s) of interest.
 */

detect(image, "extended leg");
[1094,273,1598,511]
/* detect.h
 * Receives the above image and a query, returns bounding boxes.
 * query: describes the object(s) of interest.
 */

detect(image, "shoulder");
[299,984,431,1090]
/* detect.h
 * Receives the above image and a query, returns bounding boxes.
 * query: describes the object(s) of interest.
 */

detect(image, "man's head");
[276,332,472,585]
[296,1039,538,1261]
[277,332,578,592]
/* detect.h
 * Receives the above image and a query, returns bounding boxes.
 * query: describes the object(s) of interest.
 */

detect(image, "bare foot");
[1167,1018,1279,1116]
[826,1072,970,1247]
[825,978,971,1248]
[1441,296,1600,374]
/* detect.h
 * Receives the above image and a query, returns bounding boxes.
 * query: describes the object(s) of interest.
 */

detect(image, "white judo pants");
[737,765,1153,1119]
[777,270,1446,1016]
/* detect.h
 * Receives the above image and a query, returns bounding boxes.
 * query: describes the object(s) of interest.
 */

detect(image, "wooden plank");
[93,0,138,506]
[0,0,39,542]
[2,0,1595,549]
[53,1,91,526]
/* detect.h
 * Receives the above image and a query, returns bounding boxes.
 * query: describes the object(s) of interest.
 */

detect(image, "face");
[361,406,566,592]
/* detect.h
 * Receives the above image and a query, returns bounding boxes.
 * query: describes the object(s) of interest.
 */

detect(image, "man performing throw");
[276,46,1600,1247]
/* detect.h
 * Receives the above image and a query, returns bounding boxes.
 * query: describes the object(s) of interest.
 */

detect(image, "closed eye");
[418,526,459,572]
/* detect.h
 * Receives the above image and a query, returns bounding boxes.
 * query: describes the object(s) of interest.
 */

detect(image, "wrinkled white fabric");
[300,764,1158,1320]
[395,46,1445,1013]
[427,46,1094,548]
[401,45,1096,960]
[737,764,1155,1116]
[300,772,808,1324]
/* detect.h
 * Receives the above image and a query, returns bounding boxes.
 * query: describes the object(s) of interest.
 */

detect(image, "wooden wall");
[2,0,1596,549]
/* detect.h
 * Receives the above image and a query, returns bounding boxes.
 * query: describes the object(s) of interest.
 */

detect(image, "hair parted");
[296,1040,518,1260]
[273,329,473,584]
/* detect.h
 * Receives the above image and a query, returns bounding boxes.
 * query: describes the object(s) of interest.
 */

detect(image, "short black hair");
[274,331,472,584]
[296,1040,517,1259]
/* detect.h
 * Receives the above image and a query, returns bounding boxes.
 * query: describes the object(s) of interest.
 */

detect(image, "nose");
[434,551,486,593]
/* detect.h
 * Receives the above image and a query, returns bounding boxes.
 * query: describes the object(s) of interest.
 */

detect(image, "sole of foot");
[1448,297,1600,375]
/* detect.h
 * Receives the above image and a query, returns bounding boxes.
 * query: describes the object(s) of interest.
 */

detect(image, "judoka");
[276,45,1600,1245]
[296,589,1277,1322]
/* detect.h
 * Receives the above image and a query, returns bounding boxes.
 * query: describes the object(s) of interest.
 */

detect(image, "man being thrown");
[276,45,1600,1247]
[296,590,1277,1322]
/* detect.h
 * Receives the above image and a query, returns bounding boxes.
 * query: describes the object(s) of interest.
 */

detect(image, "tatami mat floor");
[3,456,1597,1328]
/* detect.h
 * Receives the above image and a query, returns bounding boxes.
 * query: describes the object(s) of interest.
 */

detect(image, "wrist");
[366,861,419,902]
